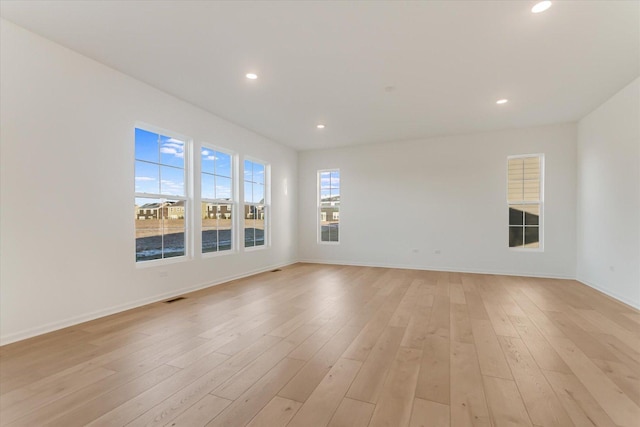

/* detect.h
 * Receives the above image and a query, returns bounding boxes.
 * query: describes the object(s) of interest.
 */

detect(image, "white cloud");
[207,155,217,160]
[161,179,184,192]
[202,150,210,156]
[160,142,185,160]
[136,176,156,181]
[166,138,184,144]
[163,142,183,149]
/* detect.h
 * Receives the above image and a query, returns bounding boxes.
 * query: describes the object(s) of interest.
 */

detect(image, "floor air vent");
[271,269,282,272]
[164,297,186,304]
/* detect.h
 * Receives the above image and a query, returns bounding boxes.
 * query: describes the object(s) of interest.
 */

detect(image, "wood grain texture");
[1,264,638,427]
[482,376,532,427]
[328,397,375,427]
[346,326,405,403]
[164,394,231,427]
[287,358,362,427]
[450,341,491,427]
[409,398,449,427]
[245,396,302,427]
[368,347,422,427]
[497,336,573,426]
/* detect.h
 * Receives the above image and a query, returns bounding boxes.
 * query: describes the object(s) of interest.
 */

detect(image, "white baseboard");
[576,276,640,311]
[0,260,297,346]
[298,258,575,280]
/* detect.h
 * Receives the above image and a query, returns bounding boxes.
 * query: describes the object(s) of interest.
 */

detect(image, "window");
[244,159,267,248]
[201,147,234,254]
[508,154,543,249]
[135,127,188,262]
[319,169,340,243]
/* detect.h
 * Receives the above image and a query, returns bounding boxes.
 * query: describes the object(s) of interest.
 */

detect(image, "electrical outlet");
[411,248,420,253]
[434,250,441,255]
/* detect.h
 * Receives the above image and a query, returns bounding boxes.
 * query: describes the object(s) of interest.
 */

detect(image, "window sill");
[508,247,544,253]
[135,255,189,268]
[202,249,236,259]
[244,245,268,252]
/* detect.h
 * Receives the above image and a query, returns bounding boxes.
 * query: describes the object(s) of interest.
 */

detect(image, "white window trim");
[317,168,340,245]
[134,122,193,266]
[243,157,270,251]
[199,143,238,258]
[507,153,544,252]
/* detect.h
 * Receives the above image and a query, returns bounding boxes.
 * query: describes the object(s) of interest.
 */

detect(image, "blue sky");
[244,160,265,204]
[202,149,232,200]
[135,128,185,196]
[135,128,268,204]
[320,170,340,201]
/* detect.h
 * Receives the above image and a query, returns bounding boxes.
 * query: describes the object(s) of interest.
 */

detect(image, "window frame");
[317,168,340,245]
[506,153,544,252]
[243,157,270,251]
[200,143,237,258]
[134,123,192,266]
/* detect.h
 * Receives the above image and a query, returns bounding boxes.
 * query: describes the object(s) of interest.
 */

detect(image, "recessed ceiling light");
[246,73,258,80]
[531,1,552,13]
[496,99,509,105]
[317,124,326,129]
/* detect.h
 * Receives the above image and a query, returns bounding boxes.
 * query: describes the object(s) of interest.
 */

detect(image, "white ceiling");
[1,1,638,150]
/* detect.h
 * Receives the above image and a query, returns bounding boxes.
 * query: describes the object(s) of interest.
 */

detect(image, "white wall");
[577,77,640,309]
[0,20,298,344]
[299,124,577,278]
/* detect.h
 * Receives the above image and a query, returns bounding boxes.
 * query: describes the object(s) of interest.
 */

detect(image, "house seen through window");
[319,169,340,243]
[244,159,267,248]
[134,127,188,262]
[202,147,234,254]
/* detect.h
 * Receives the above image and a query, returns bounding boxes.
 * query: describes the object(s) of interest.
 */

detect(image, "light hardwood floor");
[1,263,639,427]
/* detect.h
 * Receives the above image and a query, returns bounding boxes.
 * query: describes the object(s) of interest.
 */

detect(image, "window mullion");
[135,126,188,263]
[507,154,543,250]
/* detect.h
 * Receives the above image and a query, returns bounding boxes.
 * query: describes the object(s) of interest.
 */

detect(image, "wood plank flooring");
[1,263,639,426]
